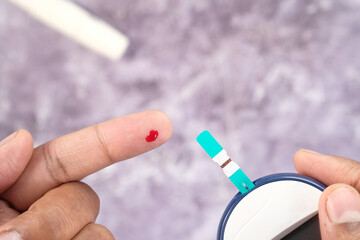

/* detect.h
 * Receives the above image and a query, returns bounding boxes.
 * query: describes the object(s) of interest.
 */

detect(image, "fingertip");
[149,110,173,142]
[94,110,173,161]
[17,129,33,143]
[73,223,115,240]
[293,149,312,174]
[11,130,34,165]
[88,224,115,240]
[319,184,360,220]
[319,184,347,211]
[293,149,304,172]
[16,129,34,151]
[0,129,34,193]
[0,129,33,161]
[293,149,324,174]
[318,184,360,239]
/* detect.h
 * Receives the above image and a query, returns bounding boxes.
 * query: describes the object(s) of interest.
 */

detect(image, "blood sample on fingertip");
[146,130,159,142]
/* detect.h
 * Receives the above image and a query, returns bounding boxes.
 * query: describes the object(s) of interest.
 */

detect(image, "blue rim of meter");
[217,173,327,240]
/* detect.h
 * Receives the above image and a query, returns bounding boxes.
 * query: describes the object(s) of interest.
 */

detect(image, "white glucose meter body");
[218,173,326,240]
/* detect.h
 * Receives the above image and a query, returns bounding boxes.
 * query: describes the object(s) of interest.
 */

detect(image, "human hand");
[0,110,172,239]
[294,149,360,240]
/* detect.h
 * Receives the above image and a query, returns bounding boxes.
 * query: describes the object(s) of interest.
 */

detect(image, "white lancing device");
[8,0,129,60]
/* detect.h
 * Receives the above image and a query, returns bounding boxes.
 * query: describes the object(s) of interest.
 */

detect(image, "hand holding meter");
[197,131,325,240]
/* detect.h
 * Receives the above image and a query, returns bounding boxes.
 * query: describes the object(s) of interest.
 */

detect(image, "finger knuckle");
[94,125,114,164]
[42,142,71,184]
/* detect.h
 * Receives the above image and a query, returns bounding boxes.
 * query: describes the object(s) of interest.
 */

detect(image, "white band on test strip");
[223,161,240,177]
[212,149,230,166]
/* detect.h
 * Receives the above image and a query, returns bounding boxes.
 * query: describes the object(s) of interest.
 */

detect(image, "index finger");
[294,149,360,191]
[2,111,172,210]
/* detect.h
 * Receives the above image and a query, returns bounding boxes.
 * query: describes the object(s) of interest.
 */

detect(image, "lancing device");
[196,130,326,240]
[8,0,129,60]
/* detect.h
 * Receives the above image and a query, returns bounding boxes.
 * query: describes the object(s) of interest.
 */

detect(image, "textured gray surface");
[1,0,360,239]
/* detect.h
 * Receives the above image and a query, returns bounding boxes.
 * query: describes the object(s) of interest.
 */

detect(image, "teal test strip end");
[196,130,223,158]
[229,169,255,193]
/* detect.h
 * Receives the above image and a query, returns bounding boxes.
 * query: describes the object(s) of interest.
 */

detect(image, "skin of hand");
[0,110,173,240]
[294,149,360,240]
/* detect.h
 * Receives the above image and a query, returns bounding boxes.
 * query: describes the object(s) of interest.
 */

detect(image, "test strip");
[196,130,255,193]
[8,0,129,60]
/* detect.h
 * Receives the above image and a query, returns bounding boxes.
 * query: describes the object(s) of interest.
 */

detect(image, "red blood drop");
[145,130,159,142]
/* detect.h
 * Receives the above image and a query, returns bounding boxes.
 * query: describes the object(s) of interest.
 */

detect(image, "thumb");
[0,130,33,193]
[319,183,360,240]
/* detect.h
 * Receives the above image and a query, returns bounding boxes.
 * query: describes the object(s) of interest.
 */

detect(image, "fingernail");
[0,231,22,240]
[327,187,360,223]
[300,149,322,155]
[0,131,18,147]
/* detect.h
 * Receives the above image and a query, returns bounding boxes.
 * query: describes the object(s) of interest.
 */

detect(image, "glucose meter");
[196,131,326,240]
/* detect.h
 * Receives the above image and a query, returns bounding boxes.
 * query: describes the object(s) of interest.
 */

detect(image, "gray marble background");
[1,0,360,239]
